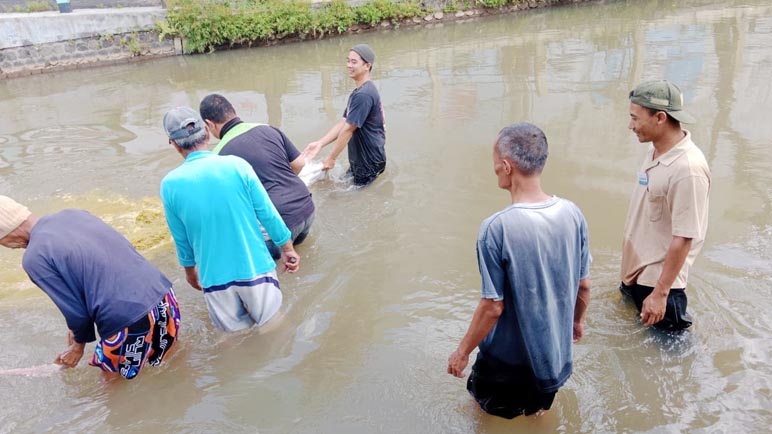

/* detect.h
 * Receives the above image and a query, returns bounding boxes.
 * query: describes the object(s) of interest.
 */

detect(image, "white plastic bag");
[299,159,325,186]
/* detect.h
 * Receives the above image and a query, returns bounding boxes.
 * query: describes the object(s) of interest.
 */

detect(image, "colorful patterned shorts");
[89,289,181,380]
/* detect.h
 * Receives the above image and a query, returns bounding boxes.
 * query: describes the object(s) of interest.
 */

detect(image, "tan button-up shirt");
[621,130,710,288]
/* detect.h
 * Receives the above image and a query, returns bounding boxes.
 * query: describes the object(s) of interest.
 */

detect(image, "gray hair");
[495,122,549,175]
[175,127,207,150]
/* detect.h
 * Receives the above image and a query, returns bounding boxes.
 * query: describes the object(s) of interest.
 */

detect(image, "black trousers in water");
[619,282,692,331]
[466,353,557,419]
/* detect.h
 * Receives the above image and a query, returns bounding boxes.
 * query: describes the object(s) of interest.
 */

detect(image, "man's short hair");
[495,123,549,175]
[643,106,680,127]
[200,94,236,124]
[176,129,208,149]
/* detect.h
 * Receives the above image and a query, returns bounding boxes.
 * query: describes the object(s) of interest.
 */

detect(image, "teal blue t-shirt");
[161,151,290,290]
[476,196,591,393]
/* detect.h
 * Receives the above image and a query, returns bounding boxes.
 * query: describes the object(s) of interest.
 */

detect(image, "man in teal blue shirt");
[161,106,300,332]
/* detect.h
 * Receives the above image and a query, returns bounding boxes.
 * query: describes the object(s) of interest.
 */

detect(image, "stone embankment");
[0,0,593,79]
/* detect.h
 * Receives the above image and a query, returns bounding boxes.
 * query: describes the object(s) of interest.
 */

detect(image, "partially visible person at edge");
[160,106,300,332]
[620,80,710,331]
[303,43,386,186]
[0,195,180,380]
[199,93,315,260]
[446,123,591,419]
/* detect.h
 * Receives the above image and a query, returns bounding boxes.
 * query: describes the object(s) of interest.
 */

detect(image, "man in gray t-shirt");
[447,123,591,419]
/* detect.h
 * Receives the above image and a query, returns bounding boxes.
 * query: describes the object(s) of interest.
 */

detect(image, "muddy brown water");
[1,0,771,432]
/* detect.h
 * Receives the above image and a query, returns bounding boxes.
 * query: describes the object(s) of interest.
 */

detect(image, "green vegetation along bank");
[0,0,595,78]
[160,0,595,54]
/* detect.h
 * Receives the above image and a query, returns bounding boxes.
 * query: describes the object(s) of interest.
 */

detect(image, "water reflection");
[1,0,771,432]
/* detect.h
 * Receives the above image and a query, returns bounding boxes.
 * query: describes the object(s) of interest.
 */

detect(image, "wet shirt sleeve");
[274,127,301,162]
[477,221,506,301]
[23,256,96,343]
[579,210,592,280]
[344,91,374,128]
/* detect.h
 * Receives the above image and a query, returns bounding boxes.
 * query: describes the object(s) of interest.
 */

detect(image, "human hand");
[185,266,202,291]
[640,291,667,326]
[54,342,85,368]
[280,249,300,274]
[302,141,323,161]
[447,349,469,378]
[321,156,336,171]
[573,321,584,343]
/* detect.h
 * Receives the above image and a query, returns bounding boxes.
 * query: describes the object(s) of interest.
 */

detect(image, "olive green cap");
[629,80,695,124]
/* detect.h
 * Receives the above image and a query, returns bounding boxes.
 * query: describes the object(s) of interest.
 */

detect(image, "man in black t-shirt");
[200,94,315,259]
[304,44,386,186]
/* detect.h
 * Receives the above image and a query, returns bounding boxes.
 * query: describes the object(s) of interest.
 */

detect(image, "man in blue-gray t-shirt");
[0,195,180,380]
[304,43,386,186]
[199,93,315,260]
[447,123,591,419]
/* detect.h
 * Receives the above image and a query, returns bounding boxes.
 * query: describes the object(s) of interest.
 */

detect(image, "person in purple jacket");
[0,195,180,380]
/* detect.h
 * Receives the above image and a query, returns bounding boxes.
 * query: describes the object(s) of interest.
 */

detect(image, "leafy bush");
[313,0,358,37]
[476,0,509,8]
[163,0,425,53]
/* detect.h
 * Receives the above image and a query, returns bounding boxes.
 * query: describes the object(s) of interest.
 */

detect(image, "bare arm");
[289,155,305,175]
[447,298,503,378]
[184,266,202,291]
[54,330,85,368]
[303,118,347,160]
[279,241,300,273]
[641,236,692,326]
[322,121,357,170]
[319,118,347,146]
[573,277,591,342]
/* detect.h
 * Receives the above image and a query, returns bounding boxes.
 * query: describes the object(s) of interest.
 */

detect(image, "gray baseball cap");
[163,106,205,141]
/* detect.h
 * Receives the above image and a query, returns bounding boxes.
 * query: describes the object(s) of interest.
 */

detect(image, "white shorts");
[203,271,282,332]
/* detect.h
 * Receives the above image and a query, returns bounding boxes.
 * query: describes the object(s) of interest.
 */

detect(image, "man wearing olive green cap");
[620,80,710,331]
[303,43,386,186]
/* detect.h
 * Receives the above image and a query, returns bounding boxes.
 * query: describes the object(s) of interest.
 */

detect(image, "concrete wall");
[0,7,165,49]
[0,1,163,12]
[0,6,176,78]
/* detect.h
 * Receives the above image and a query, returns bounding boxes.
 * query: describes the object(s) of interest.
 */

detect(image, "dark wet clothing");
[343,80,386,185]
[619,282,693,331]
